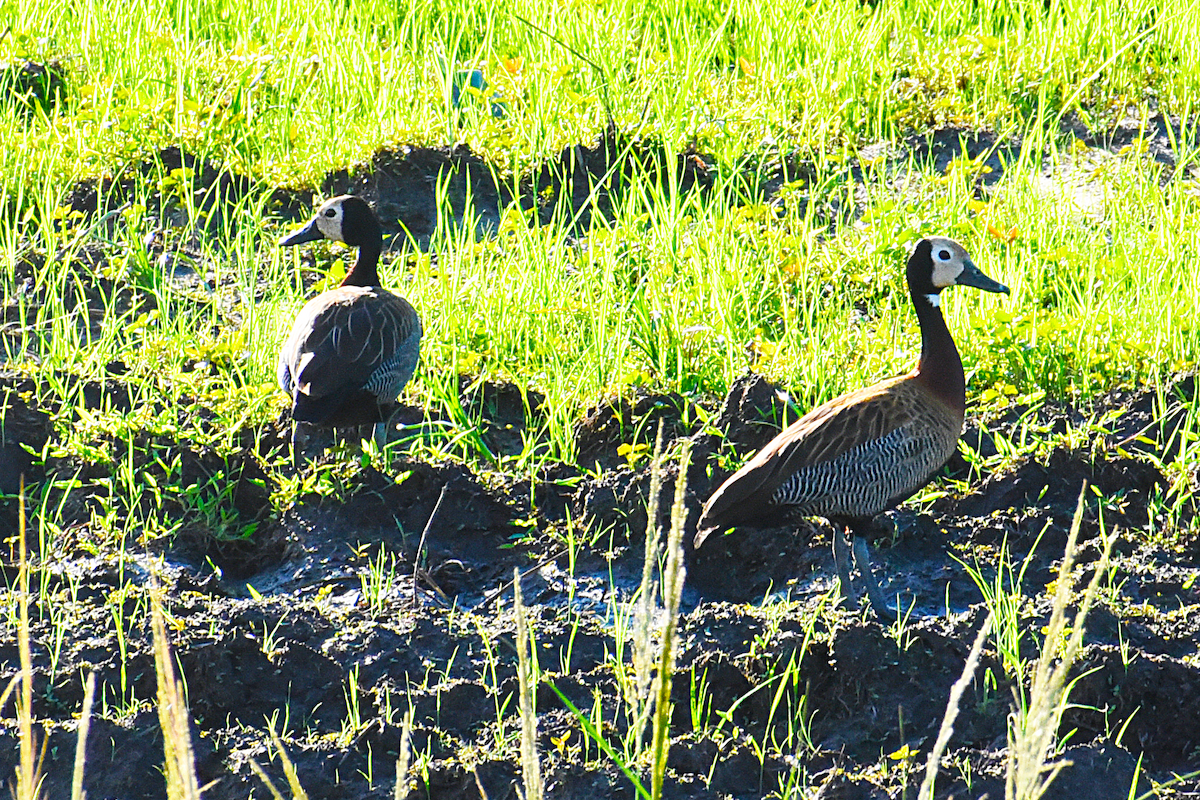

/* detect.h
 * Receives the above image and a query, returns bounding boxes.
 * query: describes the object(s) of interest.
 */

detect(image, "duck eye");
[324,209,336,218]
[938,249,951,260]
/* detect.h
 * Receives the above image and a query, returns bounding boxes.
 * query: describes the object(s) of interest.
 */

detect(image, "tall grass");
[1,0,1197,189]
[552,432,691,798]
[1006,487,1114,800]
[151,592,202,800]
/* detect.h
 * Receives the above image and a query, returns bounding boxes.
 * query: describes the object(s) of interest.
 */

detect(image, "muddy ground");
[2,369,1198,799]
[2,125,1200,799]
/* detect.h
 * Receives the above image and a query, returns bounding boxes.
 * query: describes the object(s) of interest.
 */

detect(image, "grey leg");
[373,406,399,453]
[852,535,892,620]
[832,526,857,603]
[291,422,302,470]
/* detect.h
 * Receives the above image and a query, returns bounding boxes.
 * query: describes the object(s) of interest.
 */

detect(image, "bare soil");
[2,367,1198,799]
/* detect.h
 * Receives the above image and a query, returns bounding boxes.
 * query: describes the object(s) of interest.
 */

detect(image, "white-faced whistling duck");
[278,195,422,464]
[694,237,1008,617]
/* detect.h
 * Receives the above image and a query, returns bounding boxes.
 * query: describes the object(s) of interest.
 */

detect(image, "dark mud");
[309,111,1200,249]
[64,145,310,237]
[2,367,1198,799]
[0,58,68,114]
[320,129,715,246]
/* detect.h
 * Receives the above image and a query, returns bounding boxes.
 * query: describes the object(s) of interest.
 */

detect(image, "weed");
[1006,486,1115,800]
[513,567,544,800]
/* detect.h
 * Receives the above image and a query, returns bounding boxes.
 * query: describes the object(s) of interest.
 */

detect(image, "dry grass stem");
[918,613,994,799]
[248,760,288,800]
[513,568,544,800]
[629,425,667,749]
[15,477,45,800]
[71,671,97,800]
[151,592,203,800]
[394,710,413,800]
[1006,482,1115,800]
[269,728,310,800]
[649,442,691,800]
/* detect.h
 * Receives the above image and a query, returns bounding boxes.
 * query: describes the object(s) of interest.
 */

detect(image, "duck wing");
[695,376,957,545]
[279,286,422,422]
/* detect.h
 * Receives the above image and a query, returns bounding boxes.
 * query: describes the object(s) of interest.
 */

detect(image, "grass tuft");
[151,590,202,800]
[1006,483,1115,800]
[513,566,544,800]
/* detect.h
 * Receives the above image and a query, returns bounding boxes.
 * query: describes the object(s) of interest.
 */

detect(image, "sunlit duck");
[694,237,1008,616]
[278,195,422,461]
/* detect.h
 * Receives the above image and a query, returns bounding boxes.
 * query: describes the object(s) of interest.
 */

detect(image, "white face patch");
[927,237,968,288]
[314,200,346,242]
[930,260,962,288]
[924,293,940,307]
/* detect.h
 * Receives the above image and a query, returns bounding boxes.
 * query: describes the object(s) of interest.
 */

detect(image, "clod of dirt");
[0,373,52,494]
[1099,374,1197,459]
[573,389,698,473]
[65,146,308,236]
[460,378,546,459]
[0,58,68,113]
[947,447,1166,531]
[904,125,1021,186]
[741,150,820,209]
[322,144,507,248]
[1067,645,1200,772]
[527,127,715,230]
[181,633,348,729]
[1061,110,1197,171]
[317,130,716,248]
[0,714,225,799]
[709,371,794,455]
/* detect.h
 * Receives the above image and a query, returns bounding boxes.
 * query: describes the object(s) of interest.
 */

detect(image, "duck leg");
[372,405,402,453]
[291,421,304,470]
[831,526,857,603]
[852,533,892,620]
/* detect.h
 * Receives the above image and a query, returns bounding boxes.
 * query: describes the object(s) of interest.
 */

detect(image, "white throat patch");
[924,293,940,307]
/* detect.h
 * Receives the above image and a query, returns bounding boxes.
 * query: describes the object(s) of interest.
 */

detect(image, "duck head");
[279,195,383,250]
[907,236,1009,303]
[280,195,384,287]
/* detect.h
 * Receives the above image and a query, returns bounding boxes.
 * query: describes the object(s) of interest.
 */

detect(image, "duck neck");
[340,240,382,287]
[911,290,965,413]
